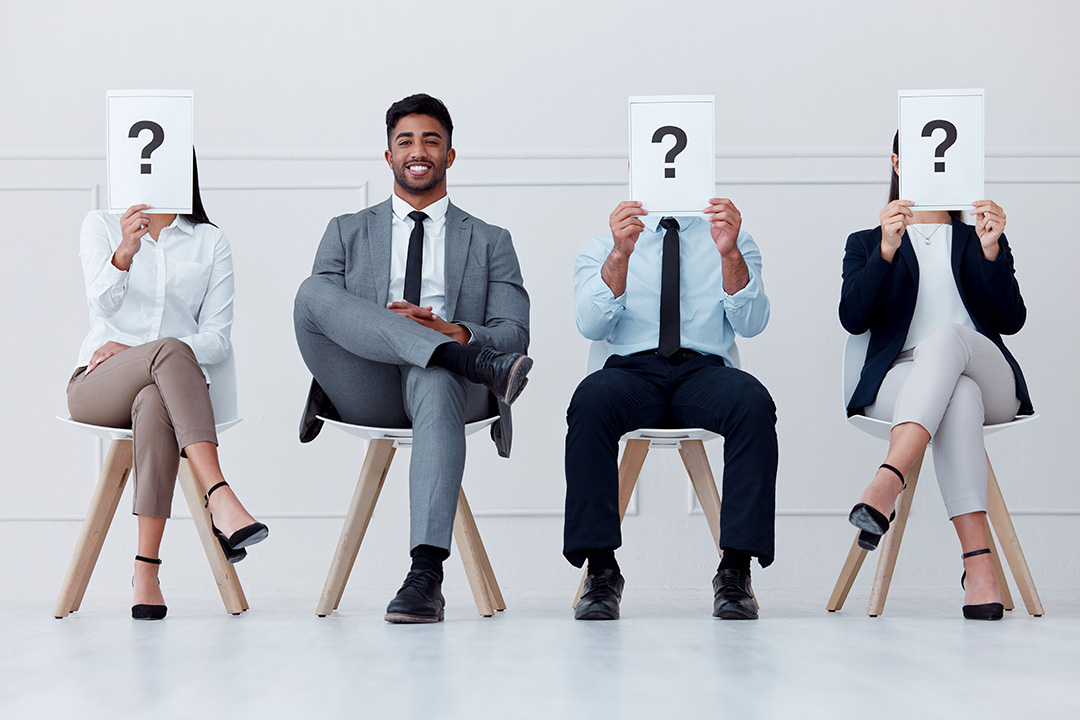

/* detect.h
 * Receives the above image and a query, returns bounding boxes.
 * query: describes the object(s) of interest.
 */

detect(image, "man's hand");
[602,201,648,297]
[879,199,913,262]
[87,341,131,373]
[113,204,152,271]
[388,301,470,344]
[972,200,1006,261]
[705,198,742,257]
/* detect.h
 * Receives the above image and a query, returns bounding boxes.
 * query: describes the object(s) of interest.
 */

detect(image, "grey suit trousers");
[294,276,489,552]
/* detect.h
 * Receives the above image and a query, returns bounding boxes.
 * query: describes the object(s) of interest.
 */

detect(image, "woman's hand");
[86,341,131,373]
[879,200,913,262]
[972,200,1006,260]
[112,204,152,271]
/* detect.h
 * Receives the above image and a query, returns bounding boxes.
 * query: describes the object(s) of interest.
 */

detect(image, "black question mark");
[921,119,957,173]
[652,126,688,178]
[128,121,165,174]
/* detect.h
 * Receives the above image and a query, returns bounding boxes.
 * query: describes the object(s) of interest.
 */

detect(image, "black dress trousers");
[562,352,778,568]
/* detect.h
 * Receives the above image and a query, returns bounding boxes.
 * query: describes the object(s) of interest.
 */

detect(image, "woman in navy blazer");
[839,134,1031,620]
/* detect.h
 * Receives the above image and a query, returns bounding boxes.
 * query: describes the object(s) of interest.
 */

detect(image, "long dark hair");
[889,131,963,223]
[182,148,216,226]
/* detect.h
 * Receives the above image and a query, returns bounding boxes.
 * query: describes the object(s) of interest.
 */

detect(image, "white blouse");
[902,223,976,351]
[76,210,234,380]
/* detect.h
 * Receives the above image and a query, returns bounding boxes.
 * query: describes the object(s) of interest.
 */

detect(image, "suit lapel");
[951,219,970,308]
[897,230,919,286]
[367,199,394,305]
[443,202,472,320]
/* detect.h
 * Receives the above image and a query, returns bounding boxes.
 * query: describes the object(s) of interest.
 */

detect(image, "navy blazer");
[839,220,1032,417]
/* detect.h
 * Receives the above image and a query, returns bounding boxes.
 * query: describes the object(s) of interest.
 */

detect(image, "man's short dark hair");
[385,94,453,149]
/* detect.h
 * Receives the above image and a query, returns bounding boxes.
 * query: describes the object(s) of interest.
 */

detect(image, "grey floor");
[2,586,1078,720]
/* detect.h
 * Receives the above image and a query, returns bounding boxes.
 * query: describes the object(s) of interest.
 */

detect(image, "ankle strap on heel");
[879,463,906,488]
[962,548,992,560]
[203,481,230,508]
[135,555,162,565]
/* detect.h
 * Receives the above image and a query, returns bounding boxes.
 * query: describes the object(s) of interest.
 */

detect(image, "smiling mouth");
[406,163,432,176]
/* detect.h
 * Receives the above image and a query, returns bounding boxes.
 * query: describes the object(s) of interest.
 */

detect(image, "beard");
[393,159,447,194]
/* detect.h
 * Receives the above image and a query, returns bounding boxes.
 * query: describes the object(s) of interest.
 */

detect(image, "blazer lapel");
[367,199,394,305]
[951,219,971,307]
[443,202,472,320]
[897,230,919,286]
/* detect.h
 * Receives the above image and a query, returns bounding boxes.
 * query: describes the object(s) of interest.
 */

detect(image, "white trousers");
[865,323,1021,518]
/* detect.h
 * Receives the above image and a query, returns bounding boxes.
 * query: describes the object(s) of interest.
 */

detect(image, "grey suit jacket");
[299,197,530,457]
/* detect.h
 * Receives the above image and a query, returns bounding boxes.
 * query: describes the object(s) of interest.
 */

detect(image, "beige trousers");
[865,323,1021,518]
[67,337,218,518]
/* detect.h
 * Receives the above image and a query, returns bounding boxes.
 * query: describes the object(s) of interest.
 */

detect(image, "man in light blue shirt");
[564,198,777,621]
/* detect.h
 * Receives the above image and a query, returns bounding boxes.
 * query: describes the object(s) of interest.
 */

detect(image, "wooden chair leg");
[317,439,395,617]
[466,497,505,611]
[827,533,868,612]
[573,438,650,608]
[680,439,722,551]
[177,459,248,615]
[453,489,497,617]
[985,517,1015,611]
[867,451,924,617]
[54,439,132,618]
[985,453,1044,616]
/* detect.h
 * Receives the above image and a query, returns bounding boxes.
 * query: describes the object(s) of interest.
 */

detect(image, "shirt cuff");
[455,323,475,345]
[587,275,626,313]
[721,268,760,309]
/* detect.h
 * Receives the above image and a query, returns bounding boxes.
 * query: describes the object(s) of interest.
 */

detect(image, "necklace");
[908,224,944,245]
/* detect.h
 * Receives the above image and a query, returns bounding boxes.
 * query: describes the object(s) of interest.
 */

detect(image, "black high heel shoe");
[848,463,906,551]
[204,481,269,553]
[960,548,1004,620]
[132,555,167,621]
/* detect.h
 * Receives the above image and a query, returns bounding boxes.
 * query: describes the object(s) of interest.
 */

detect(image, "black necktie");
[404,210,428,305]
[658,217,681,357]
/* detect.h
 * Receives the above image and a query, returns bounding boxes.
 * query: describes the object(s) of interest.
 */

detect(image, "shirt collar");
[171,214,195,235]
[392,193,450,223]
[641,214,701,233]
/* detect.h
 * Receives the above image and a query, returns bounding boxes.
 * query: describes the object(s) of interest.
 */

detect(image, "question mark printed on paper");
[921,119,957,173]
[129,120,165,174]
[652,126,688,178]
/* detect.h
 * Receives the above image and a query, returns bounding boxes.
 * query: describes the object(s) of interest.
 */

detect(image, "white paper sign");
[898,88,984,211]
[629,95,715,216]
[107,90,193,214]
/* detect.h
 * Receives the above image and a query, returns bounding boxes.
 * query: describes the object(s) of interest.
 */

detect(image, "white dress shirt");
[902,223,976,351]
[388,193,449,319]
[77,210,234,381]
[574,214,770,367]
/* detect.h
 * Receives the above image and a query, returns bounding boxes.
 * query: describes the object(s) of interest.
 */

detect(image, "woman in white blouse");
[839,133,1031,620]
[67,156,267,620]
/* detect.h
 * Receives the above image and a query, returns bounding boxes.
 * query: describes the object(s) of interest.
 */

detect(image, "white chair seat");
[317,415,496,445]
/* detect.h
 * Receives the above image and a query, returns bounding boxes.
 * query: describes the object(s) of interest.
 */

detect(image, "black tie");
[658,217,681,357]
[404,210,428,305]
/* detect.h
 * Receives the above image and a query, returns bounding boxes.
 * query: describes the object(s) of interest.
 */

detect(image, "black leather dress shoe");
[473,346,533,404]
[575,569,624,620]
[712,568,759,620]
[385,569,445,623]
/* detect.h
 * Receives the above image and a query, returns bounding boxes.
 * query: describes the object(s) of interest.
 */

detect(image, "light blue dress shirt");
[573,214,769,367]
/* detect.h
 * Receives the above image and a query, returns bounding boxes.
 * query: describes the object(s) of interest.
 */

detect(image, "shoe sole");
[230,526,269,550]
[714,608,758,620]
[849,505,889,535]
[574,608,619,620]
[384,611,445,624]
[500,356,533,405]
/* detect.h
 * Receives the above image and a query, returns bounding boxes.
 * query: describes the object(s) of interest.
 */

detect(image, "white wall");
[2,1,1078,605]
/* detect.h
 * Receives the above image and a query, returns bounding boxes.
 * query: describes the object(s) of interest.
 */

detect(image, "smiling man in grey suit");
[294,94,531,623]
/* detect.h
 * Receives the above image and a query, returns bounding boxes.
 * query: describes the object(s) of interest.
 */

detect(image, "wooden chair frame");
[53,438,249,618]
[571,430,723,608]
[315,418,505,618]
